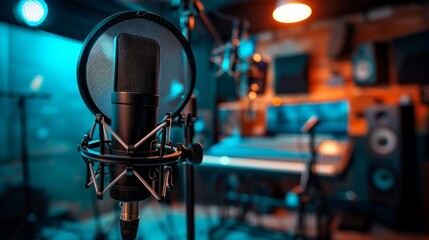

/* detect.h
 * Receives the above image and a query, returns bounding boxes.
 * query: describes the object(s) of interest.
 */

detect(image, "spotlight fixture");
[273,0,312,23]
[15,0,48,27]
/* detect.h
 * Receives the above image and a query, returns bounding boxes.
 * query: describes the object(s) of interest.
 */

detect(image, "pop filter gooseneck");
[76,11,203,240]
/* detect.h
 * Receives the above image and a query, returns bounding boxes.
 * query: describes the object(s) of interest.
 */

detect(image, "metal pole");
[185,119,195,240]
[18,96,31,221]
[0,92,49,239]
[180,2,196,239]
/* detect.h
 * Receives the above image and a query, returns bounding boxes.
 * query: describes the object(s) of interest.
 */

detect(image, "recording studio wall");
[0,22,96,218]
[256,3,429,136]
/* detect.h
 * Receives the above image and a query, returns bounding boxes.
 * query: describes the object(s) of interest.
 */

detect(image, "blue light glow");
[170,79,185,99]
[222,49,231,72]
[285,192,299,208]
[30,74,44,91]
[238,38,255,59]
[194,119,205,132]
[16,0,48,27]
[219,156,230,165]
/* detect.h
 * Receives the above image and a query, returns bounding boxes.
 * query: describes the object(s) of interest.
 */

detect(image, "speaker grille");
[365,103,424,231]
[352,42,388,86]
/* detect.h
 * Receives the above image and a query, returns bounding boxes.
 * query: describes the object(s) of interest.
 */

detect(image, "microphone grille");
[114,33,159,94]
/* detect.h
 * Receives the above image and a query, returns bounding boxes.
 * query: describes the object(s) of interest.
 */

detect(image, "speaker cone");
[369,127,398,156]
[371,166,395,191]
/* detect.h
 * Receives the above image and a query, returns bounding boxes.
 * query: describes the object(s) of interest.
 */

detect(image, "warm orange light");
[253,53,262,62]
[318,140,340,156]
[248,91,257,99]
[273,1,312,23]
[251,83,260,92]
[272,97,283,106]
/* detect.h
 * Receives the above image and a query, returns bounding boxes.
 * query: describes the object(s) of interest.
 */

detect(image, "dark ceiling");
[0,0,425,42]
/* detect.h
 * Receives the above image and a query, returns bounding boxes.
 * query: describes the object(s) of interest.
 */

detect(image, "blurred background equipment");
[274,53,309,94]
[1,0,429,239]
[351,42,389,86]
[365,98,424,231]
[0,92,50,240]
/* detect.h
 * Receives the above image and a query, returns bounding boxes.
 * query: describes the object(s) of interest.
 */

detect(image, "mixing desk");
[202,135,353,176]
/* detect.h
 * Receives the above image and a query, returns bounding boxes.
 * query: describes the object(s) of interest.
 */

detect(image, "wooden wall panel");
[254,3,429,136]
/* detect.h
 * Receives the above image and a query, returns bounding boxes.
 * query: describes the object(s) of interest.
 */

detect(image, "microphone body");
[110,92,158,201]
[110,33,160,240]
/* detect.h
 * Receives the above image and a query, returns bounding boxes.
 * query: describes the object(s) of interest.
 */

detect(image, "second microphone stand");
[291,116,330,240]
[0,92,50,239]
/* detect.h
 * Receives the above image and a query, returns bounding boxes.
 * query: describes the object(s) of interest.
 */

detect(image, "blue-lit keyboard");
[202,135,353,176]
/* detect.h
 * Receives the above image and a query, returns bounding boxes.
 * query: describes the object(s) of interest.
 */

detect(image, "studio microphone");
[110,33,160,239]
[76,11,203,240]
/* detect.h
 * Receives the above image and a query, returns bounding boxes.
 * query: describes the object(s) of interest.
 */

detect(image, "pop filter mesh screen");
[84,16,192,123]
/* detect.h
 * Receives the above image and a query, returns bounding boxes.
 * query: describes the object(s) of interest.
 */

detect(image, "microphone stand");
[0,92,50,239]
[184,95,197,240]
[180,2,197,239]
[178,1,221,238]
[292,116,325,240]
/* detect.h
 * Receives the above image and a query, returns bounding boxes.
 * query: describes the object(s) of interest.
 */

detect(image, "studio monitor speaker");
[352,42,389,86]
[365,99,423,231]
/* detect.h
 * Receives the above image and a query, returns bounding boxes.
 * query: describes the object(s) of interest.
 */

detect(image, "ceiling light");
[273,0,312,23]
[15,0,48,27]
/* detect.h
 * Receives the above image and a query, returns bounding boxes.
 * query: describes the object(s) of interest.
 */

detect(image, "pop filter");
[77,10,196,125]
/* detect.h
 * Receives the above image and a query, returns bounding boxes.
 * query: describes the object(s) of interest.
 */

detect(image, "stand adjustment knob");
[187,143,203,165]
[178,143,203,165]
